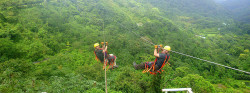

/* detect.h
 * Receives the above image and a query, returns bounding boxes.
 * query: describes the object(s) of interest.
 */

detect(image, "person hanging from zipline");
[133,45,170,74]
[94,42,118,70]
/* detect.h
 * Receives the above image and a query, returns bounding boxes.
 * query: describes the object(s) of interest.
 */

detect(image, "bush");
[172,74,215,93]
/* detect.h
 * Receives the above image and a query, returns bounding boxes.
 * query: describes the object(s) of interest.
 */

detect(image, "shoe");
[133,62,137,66]
[109,65,119,70]
[133,62,138,69]
[113,65,118,68]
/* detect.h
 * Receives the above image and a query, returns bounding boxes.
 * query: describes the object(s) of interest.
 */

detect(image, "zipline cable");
[171,50,250,74]
[117,22,250,75]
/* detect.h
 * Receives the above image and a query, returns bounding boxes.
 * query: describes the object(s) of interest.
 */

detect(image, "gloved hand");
[159,45,162,48]
[106,42,108,46]
[101,42,104,45]
[155,45,158,49]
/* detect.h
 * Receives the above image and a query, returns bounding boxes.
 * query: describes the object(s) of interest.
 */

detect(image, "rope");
[102,20,108,93]
[118,22,155,45]
[171,50,250,74]
[117,22,250,75]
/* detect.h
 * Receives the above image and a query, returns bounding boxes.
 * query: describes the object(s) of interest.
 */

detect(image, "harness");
[107,56,116,70]
[142,55,170,75]
[94,49,116,70]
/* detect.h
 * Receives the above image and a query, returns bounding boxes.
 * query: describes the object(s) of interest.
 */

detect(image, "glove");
[159,45,162,48]
[154,45,158,49]
[101,42,104,45]
[105,42,108,46]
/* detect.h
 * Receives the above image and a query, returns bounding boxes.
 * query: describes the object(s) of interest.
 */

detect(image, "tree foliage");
[0,0,249,92]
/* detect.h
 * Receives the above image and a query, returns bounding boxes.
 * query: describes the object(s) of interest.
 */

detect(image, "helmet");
[94,43,99,48]
[164,46,171,51]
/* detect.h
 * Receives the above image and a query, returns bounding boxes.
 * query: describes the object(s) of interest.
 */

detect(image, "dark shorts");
[107,56,116,64]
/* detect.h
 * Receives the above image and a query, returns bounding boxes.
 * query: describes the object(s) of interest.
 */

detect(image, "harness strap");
[153,49,160,71]
[156,56,170,74]
[142,62,148,73]
[142,55,158,73]
[142,62,151,73]
[143,55,170,75]
[152,58,157,71]
[149,58,158,74]
[149,49,160,74]
[105,56,116,70]
[94,51,101,63]
[110,56,116,70]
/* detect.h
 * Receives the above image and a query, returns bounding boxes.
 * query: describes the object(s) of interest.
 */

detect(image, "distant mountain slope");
[146,0,230,20]
[214,0,250,23]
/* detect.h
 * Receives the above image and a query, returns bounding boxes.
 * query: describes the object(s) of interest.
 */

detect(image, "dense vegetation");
[0,0,249,92]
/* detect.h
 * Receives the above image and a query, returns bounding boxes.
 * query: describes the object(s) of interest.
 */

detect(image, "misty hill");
[214,0,250,23]
[148,0,229,19]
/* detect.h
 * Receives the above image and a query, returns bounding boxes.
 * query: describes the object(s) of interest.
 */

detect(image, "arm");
[154,48,160,57]
[103,45,107,53]
[102,45,105,49]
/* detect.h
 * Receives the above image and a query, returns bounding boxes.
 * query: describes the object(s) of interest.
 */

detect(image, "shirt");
[155,53,169,67]
[95,49,107,62]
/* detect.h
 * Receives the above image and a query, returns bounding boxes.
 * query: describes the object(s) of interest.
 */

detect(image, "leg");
[114,57,117,66]
[133,62,153,70]
[108,56,118,69]
[103,59,108,70]
[153,65,160,71]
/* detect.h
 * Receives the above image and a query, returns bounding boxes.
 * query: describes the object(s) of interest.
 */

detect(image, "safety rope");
[102,19,108,93]
[117,22,250,75]
[171,50,250,74]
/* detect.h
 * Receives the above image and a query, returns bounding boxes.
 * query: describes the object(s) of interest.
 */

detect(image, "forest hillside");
[0,0,249,92]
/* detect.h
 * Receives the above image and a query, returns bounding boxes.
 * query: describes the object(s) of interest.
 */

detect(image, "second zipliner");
[94,42,118,70]
[133,45,171,75]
